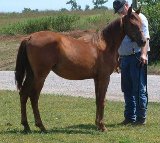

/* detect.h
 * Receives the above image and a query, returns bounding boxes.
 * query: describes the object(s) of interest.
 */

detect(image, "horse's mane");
[78,31,106,50]
[76,18,122,51]
[102,18,121,41]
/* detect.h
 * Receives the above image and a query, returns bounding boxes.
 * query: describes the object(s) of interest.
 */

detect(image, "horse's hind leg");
[29,75,47,132]
[19,76,32,132]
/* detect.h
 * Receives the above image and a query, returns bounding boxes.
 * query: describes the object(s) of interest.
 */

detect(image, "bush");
[51,14,80,32]
[75,11,113,31]
[22,18,51,34]
[142,2,160,61]
[0,14,80,35]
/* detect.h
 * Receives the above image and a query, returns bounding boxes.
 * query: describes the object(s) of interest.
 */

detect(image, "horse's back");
[28,31,61,47]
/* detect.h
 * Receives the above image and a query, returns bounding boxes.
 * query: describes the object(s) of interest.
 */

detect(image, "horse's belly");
[52,65,95,80]
[52,48,97,80]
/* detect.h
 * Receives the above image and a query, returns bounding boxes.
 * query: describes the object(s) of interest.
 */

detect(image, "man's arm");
[140,14,150,65]
[140,39,149,64]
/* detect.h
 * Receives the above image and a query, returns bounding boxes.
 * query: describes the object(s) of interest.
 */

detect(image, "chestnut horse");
[15,6,146,132]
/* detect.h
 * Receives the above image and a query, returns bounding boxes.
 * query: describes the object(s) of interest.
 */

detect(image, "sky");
[0,0,132,13]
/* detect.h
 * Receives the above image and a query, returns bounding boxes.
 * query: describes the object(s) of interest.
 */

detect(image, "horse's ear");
[135,6,141,15]
[127,5,132,17]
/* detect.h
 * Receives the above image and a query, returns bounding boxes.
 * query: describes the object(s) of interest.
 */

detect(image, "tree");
[66,0,78,10]
[22,8,39,13]
[77,5,82,11]
[141,1,160,61]
[138,0,159,4]
[22,8,32,13]
[92,0,108,9]
[85,5,90,11]
[60,8,69,12]
[132,0,138,9]
[131,0,159,9]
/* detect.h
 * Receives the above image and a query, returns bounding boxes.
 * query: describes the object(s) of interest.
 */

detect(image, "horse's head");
[123,6,146,47]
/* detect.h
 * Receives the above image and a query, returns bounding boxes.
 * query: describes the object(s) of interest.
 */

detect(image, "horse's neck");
[103,18,125,52]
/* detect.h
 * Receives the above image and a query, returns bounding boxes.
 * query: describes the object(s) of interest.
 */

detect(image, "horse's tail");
[15,38,30,90]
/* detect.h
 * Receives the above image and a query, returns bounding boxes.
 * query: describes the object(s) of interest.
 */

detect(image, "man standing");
[113,0,150,125]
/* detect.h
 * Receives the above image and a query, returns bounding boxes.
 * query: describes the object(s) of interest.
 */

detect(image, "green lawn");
[0,90,159,143]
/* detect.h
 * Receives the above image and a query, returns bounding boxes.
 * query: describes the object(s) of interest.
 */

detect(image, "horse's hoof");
[35,123,47,132]
[97,126,107,132]
[40,127,47,133]
[40,129,47,133]
[101,127,107,132]
[39,126,47,133]
[22,128,31,134]
[22,126,31,133]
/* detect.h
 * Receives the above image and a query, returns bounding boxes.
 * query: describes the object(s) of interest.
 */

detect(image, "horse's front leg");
[94,76,110,132]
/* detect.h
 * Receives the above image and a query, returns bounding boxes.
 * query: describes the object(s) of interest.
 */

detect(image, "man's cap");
[113,0,127,13]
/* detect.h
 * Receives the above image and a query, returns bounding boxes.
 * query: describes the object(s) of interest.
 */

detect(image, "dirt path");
[0,71,159,102]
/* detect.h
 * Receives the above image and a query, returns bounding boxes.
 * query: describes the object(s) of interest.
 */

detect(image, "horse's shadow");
[47,124,98,135]
[0,123,121,135]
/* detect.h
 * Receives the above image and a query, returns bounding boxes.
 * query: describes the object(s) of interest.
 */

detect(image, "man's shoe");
[120,119,135,125]
[135,119,146,125]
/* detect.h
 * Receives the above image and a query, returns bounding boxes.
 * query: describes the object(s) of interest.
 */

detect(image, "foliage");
[92,0,108,9]
[22,8,39,13]
[59,8,69,12]
[138,0,160,4]
[148,61,160,74]
[85,14,110,26]
[51,14,80,32]
[74,10,113,31]
[0,90,160,143]
[141,2,160,61]
[0,9,115,35]
[66,0,81,11]
[0,14,80,35]
[85,5,90,11]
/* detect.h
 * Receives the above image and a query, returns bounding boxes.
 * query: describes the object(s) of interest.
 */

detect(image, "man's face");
[118,4,129,16]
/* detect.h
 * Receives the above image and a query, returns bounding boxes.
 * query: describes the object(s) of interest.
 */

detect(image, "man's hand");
[140,54,147,65]
[140,39,149,65]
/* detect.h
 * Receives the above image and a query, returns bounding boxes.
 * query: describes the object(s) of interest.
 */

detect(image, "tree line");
[66,0,108,11]
[22,0,108,13]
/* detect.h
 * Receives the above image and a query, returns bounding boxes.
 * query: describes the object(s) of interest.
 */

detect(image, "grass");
[148,61,160,75]
[0,10,115,35]
[0,14,81,35]
[0,90,159,143]
[0,36,19,70]
[0,10,115,28]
